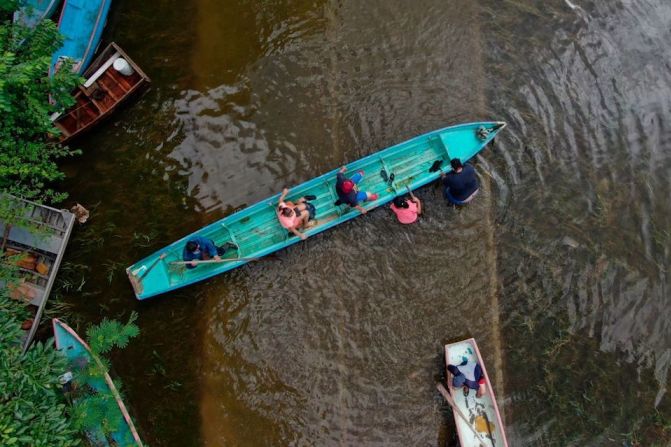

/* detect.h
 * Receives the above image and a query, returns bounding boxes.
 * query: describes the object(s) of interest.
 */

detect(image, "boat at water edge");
[440,338,509,447]
[52,42,150,143]
[50,0,112,76]
[126,121,506,300]
[52,318,144,447]
[13,0,62,28]
[0,194,75,354]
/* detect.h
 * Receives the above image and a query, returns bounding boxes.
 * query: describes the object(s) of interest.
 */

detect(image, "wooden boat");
[53,319,144,447]
[50,0,112,76]
[0,194,75,354]
[13,0,62,28]
[440,338,508,447]
[126,121,506,300]
[52,42,150,143]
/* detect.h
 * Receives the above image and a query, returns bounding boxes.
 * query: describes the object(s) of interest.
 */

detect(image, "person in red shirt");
[390,190,422,224]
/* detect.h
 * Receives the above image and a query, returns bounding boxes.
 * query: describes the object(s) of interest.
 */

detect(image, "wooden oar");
[170,257,259,266]
[436,383,490,447]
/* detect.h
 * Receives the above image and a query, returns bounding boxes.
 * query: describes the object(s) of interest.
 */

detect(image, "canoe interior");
[52,319,144,447]
[50,0,112,75]
[55,42,150,142]
[13,0,61,28]
[445,338,508,447]
[128,121,505,299]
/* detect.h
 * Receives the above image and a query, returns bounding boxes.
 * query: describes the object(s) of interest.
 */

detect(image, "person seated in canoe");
[440,158,479,205]
[183,237,237,269]
[390,190,422,224]
[335,166,379,214]
[277,187,317,240]
[448,358,487,398]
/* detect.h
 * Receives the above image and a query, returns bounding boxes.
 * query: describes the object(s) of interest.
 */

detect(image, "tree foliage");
[0,258,80,447]
[67,313,141,445]
[0,3,81,203]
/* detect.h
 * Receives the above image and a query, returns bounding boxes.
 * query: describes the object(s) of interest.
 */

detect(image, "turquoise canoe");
[13,0,62,28]
[50,0,112,76]
[53,319,143,447]
[126,121,506,300]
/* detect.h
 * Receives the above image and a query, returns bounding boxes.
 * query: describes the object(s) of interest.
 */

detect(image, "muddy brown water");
[58,0,671,445]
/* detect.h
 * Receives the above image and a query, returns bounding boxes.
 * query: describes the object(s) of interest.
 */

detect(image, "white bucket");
[113,57,134,76]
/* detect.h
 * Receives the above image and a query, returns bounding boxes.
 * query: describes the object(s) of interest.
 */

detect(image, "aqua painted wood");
[52,319,143,447]
[50,0,112,75]
[126,121,506,300]
[13,0,62,28]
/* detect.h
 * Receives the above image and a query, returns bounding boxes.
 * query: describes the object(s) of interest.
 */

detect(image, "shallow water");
[59,0,671,445]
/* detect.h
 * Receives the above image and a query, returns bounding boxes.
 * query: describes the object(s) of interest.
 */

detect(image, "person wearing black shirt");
[441,158,479,205]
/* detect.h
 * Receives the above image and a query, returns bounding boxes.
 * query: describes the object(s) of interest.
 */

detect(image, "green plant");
[0,260,80,446]
[64,314,141,445]
[0,4,82,203]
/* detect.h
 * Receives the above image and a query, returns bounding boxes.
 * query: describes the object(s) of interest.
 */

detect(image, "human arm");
[278,187,289,206]
[201,238,219,259]
[290,227,307,240]
[183,248,198,268]
[354,204,367,214]
[474,364,487,397]
[412,197,422,215]
[339,166,347,174]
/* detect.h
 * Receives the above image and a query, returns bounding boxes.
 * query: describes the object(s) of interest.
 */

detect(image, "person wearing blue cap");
[447,357,487,397]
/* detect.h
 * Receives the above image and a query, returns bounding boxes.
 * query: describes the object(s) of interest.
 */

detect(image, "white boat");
[439,338,509,447]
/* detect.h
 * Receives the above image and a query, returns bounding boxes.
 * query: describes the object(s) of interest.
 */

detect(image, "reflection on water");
[59,0,671,445]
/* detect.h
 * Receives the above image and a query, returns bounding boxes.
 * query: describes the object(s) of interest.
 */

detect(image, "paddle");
[482,411,496,447]
[170,257,259,266]
[436,382,490,447]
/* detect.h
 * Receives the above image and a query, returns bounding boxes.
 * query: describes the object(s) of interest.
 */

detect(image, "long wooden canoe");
[53,319,144,447]
[443,338,508,447]
[50,0,112,76]
[13,0,62,28]
[52,42,150,143]
[126,121,506,300]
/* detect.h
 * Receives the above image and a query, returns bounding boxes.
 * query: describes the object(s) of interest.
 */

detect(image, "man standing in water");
[441,158,479,205]
[335,166,378,214]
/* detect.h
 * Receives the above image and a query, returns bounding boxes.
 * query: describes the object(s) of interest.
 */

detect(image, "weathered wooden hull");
[50,0,112,75]
[53,42,150,143]
[0,194,75,353]
[445,338,509,447]
[52,319,143,447]
[127,121,506,300]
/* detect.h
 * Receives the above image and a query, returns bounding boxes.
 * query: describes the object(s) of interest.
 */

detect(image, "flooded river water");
[59,0,671,445]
